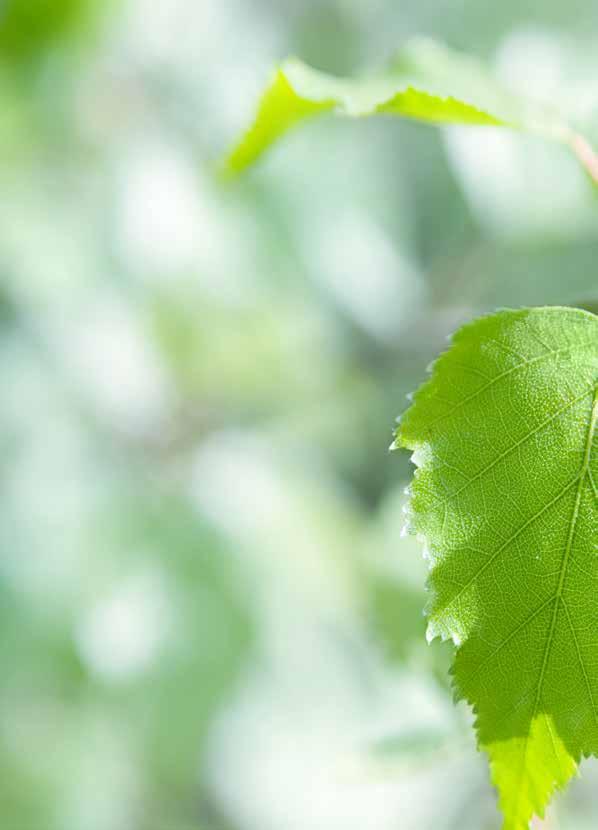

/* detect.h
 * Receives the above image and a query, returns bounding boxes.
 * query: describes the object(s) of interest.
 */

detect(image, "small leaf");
[226,69,336,174]
[224,39,598,185]
[394,307,598,828]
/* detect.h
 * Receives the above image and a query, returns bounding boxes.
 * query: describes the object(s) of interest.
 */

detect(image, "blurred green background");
[1,1,597,828]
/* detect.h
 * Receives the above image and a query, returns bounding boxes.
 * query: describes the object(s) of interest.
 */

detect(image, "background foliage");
[1,1,597,828]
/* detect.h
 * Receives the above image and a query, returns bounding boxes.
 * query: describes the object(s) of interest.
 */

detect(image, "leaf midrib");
[533,386,598,710]
[433,382,597,620]
[513,385,598,814]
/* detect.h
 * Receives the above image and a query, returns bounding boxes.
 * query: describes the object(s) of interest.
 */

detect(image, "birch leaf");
[225,39,598,185]
[394,307,598,828]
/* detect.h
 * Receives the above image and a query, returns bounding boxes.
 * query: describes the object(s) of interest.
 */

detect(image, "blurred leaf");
[431,240,598,311]
[225,38,598,183]
[0,0,91,65]
[368,573,426,662]
[225,69,336,175]
[368,572,453,683]
[371,726,454,761]
[120,495,253,824]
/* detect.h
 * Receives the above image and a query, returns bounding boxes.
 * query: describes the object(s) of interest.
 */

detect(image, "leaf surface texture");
[395,307,598,828]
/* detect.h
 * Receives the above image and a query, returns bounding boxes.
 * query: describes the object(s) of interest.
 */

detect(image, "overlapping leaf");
[224,39,598,184]
[394,307,598,828]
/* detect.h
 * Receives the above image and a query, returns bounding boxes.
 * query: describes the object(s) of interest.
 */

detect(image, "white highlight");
[76,569,174,682]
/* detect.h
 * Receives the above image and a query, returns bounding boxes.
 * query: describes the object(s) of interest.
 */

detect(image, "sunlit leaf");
[394,307,598,828]
[225,39,598,185]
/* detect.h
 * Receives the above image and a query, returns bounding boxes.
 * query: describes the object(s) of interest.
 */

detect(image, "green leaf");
[393,307,598,828]
[224,39,598,185]
[226,69,337,175]
[0,0,96,66]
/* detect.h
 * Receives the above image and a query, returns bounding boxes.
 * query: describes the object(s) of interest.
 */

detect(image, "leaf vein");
[424,344,584,433]
[435,385,594,507]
